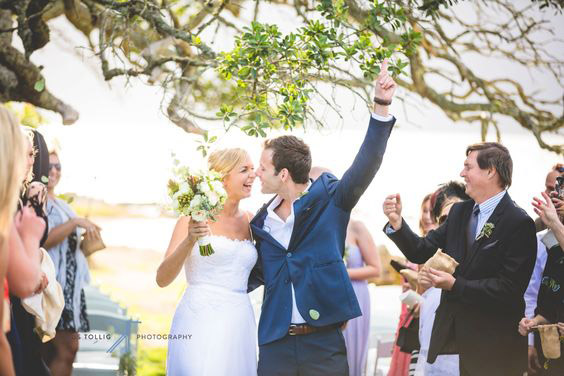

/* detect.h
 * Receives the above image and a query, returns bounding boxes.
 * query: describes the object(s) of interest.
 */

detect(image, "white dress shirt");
[262,113,392,324]
[523,231,549,346]
[263,183,312,324]
[472,190,506,239]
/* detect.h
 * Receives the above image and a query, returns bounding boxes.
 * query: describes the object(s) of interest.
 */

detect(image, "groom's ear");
[279,168,289,182]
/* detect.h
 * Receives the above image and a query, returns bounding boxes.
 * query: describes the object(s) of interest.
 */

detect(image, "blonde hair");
[22,128,35,186]
[208,148,249,177]
[0,107,26,239]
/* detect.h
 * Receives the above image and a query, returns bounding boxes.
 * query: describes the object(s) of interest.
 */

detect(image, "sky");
[19,1,564,249]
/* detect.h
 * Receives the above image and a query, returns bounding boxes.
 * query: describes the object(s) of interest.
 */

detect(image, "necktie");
[467,205,480,249]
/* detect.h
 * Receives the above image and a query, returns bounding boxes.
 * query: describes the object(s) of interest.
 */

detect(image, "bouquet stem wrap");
[197,224,214,256]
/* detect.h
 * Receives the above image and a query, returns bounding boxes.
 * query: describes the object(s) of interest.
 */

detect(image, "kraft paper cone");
[538,324,561,360]
[424,250,459,274]
[400,269,419,291]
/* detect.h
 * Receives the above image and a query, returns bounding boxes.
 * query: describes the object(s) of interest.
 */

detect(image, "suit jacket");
[385,193,536,375]
[248,116,395,346]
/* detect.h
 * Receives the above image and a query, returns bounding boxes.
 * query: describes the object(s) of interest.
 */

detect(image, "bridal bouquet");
[167,165,227,256]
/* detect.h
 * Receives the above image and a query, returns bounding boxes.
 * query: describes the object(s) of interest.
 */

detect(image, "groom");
[248,60,396,375]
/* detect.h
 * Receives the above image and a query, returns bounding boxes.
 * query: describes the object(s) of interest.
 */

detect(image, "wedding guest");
[43,150,98,376]
[415,181,468,376]
[6,127,50,376]
[523,163,564,375]
[342,219,381,376]
[0,106,28,376]
[519,192,564,375]
[310,166,381,376]
[384,142,536,375]
[388,194,436,376]
[535,164,564,232]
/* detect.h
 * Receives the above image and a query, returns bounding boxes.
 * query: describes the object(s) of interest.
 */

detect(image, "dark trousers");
[257,327,348,376]
[6,297,51,376]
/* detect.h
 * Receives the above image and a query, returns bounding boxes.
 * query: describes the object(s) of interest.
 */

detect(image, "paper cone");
[424,250,459,274]
[538,324,561,359]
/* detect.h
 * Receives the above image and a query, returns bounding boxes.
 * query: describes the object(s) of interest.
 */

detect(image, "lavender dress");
[343,245,371,376]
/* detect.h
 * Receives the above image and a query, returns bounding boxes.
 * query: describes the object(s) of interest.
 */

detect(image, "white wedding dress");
[166,235,258,375]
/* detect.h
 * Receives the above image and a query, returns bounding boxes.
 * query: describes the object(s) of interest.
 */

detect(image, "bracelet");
[373,97,392,106]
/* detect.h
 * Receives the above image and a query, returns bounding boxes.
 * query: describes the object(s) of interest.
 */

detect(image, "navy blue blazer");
[249,116,395,346]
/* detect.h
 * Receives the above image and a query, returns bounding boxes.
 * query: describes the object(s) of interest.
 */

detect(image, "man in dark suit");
[383,143,537,375]
[248,60,396,376]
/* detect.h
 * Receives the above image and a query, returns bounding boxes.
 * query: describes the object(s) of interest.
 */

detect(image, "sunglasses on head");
[49,163,61,171]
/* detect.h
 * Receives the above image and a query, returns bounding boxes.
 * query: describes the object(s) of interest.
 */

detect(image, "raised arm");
[334,60,396,211]
[383,193,447,264]
[156,217,209,287]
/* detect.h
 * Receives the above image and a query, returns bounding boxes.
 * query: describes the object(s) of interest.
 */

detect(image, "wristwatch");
[373,97,392,106]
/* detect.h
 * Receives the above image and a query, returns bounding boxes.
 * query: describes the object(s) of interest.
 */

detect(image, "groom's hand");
[373,59,396,117]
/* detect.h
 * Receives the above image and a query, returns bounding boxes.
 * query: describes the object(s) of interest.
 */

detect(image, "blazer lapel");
[464,193,510,269]
[287,179,320,251]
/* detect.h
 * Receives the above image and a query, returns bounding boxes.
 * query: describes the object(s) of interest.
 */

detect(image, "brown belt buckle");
[288,325,297,336]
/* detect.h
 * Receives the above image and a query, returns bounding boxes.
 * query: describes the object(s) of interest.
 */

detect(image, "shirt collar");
[476,190,506,216]
[266,181,312,218]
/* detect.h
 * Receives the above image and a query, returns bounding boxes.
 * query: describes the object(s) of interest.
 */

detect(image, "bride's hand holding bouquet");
[168,165,227,256]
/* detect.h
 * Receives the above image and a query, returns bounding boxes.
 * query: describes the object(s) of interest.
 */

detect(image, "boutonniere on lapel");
[476,222,495,241]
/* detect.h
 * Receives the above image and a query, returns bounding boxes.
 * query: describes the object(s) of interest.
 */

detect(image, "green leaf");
[34,79,45,92]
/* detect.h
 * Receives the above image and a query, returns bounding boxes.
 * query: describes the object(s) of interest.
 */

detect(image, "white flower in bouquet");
[179,181,191,195]
[190,194,203,208]
[207,191,219,206]
[191,210,207,222]
[198,181,211,194]
[167,164,227,256]
[211,180,225,195]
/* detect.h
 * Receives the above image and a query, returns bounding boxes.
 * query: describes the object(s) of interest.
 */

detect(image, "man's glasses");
[49,163,61,171]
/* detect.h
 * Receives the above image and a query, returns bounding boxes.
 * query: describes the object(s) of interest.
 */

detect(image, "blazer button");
[285,279,290,284]
[286,252,292,258]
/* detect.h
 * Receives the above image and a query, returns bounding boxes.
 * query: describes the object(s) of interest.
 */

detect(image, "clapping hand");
[532,192,561,229]
[74,217,102,235]
[14,205,46,245]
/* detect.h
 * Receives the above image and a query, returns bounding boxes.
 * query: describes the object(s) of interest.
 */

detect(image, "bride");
[156,148,258,375]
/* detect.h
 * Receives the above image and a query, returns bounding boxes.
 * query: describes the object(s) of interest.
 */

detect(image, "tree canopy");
[0,0,562,153]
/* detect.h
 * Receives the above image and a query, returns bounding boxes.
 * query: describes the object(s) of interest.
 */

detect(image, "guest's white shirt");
[263,183,311,324]
[415,287,459,376]
[472,190,506,239]
[523,231,549,346]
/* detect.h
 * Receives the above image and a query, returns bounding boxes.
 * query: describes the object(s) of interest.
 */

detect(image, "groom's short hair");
[264,135,311,184]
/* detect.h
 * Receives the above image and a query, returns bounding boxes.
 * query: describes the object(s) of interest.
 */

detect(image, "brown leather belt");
[287,323,340,336]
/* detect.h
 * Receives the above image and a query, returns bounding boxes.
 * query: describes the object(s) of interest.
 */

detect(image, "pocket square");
[481,240,499,250]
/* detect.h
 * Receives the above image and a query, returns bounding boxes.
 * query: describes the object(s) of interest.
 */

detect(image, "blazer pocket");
[313,260,342,268]
[481,239,500,251]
